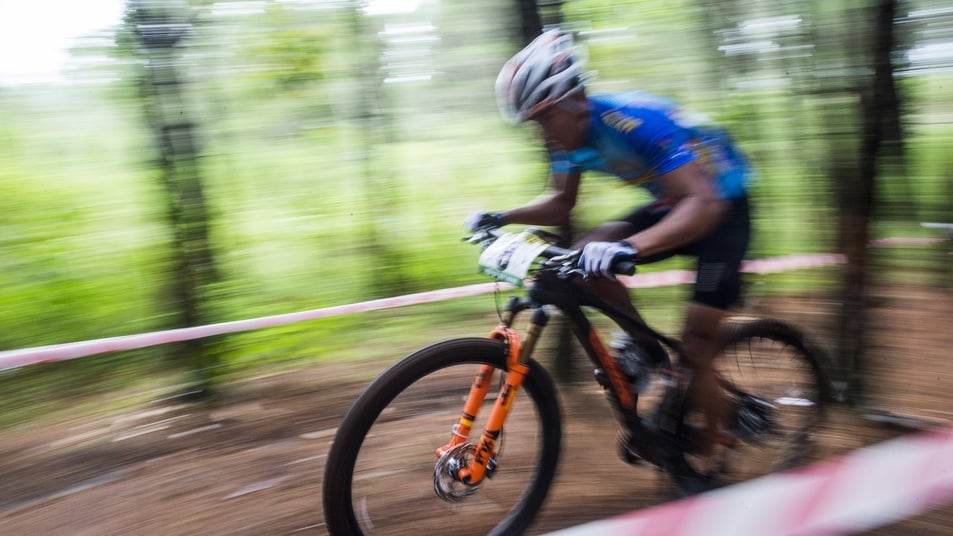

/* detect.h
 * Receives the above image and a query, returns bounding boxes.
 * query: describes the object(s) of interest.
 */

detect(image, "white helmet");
[495,29,585,124]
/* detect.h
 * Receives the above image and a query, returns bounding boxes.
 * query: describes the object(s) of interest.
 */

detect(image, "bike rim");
[715,331,824,481]
[344,360,553,535]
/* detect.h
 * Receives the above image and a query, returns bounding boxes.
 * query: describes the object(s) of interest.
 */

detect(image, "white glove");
[579,241,638,278]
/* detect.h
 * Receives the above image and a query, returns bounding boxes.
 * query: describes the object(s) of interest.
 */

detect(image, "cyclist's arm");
[622,161,728,257]
[501,170,581,227]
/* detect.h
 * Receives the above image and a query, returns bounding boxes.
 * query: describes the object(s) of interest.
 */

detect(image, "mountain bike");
[323,228,830,535]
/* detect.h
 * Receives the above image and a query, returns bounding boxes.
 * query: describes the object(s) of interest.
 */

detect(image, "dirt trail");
[0,285,950,535]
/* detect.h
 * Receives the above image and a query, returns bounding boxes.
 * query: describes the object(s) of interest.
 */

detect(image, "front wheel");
[323,338,562,536]
[712,318,830,483]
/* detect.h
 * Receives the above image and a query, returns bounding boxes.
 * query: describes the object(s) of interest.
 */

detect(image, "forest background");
[1,0,951,426]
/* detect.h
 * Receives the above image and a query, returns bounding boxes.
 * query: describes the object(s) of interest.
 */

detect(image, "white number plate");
[478,232,549,287]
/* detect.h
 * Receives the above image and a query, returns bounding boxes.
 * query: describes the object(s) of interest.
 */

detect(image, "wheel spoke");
[323,338,561,536]
[715,320,826,482]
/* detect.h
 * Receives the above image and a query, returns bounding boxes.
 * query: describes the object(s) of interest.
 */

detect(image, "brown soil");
[1,285,951,535]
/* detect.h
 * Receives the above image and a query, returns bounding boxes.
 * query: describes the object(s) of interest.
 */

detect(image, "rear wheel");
[712,318,829,483]
[322,338,562,536]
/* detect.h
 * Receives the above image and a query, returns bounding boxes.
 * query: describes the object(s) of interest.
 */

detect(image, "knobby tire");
[323,338,562,536]
[713,317,829,481]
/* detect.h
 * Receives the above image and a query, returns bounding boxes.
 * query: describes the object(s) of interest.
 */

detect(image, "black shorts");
[622,197,751,310]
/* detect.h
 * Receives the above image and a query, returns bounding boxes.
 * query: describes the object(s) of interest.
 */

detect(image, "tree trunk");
[349,3,410,298]
[507,0,578,382]
[839,0,902,403]
[133,0,220,394]
[515,0,543,44]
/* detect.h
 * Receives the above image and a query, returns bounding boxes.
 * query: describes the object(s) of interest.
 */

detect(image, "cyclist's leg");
[680,197,751,465]
[681,303,728,459]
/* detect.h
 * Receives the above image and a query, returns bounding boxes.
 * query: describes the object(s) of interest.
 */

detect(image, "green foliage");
[0,0,951,425]
[0,164,166,349]
[237,4,341,93]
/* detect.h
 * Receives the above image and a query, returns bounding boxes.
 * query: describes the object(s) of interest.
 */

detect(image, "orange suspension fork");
[436,309,545,486]
[435,361,498,458]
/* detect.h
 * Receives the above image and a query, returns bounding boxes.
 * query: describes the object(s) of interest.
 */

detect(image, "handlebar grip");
[614,260,637,276]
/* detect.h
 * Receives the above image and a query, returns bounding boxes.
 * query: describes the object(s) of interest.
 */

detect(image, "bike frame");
[437,268,685,485]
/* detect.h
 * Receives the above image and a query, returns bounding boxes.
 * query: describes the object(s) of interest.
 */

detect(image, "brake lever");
[548,250,580,265]
[558,267,587,280]
[544,250,584,280]
[463,230,492,244]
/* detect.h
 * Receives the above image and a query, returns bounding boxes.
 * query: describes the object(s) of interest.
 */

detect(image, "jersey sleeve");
[548,150,573,174]
[548,147,601,175]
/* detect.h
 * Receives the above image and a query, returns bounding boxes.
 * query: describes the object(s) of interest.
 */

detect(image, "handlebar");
[613,259,638,277]
[468,227,637,277]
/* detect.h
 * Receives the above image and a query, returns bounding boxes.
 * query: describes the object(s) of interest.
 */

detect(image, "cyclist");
[468,29,754,495]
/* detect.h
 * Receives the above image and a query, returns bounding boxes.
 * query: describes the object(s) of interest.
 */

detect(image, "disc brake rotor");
[433,443,480,502]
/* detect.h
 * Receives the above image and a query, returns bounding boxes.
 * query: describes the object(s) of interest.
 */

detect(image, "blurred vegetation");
[1,0,952,425]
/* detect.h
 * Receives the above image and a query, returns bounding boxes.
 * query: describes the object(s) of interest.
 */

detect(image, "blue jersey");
[548,92,752,200]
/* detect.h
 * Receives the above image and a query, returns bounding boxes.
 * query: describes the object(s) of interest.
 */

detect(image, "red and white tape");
[0,281,506,371]
[1,242,949,533]
[547,426,953,536]
[741,253,847,274]
[868,237,948,247]
[0,252,851,372]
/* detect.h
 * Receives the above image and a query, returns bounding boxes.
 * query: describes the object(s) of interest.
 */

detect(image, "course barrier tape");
[0,281,508,372]
[868,237,948,247]
[0,242,940,373]
[545,426,953,536]
[0,238,948,533]
[0,253,851,372]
